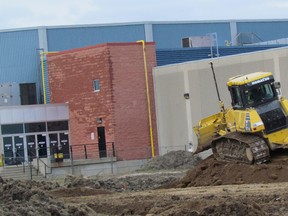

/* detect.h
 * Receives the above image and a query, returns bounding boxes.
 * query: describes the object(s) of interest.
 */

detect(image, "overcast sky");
[0,0,288,30]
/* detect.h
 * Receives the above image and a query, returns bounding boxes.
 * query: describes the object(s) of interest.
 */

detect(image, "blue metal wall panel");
[237,21,288,41]
[0,30,40,84]
[152,22,231,49]
[156,45,285,66]
[47,24,145,51]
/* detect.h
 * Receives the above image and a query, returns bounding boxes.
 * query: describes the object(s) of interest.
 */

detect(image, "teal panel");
[47,24,145,51]
[0,30,40,83]
[237,21,288,41]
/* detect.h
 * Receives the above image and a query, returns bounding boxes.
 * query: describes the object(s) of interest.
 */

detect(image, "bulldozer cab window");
[230,87,243,109]
[246,83,276,106]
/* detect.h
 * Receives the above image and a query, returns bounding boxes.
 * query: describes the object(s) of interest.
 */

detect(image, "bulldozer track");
[211,132,270,164]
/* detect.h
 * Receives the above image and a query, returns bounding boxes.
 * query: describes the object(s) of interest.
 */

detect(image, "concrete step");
[0,165,46,181]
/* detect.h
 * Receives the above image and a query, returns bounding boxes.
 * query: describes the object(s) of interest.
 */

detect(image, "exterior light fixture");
[97,117,102,124]
[184,93,190,99]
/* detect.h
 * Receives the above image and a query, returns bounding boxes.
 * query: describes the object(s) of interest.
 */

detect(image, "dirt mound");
[0,177,93,216]
[146,197,267,216]
[80,184,288,216]
[63,171,185,192]
[140,150,201,170]
[2,149,288,215]
[176,154,288,187]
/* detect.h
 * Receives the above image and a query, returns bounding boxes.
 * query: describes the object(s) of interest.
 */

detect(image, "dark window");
[245,83,277,107]
[47,121,68,131]
[20,83,37,105]
[1,124,24,134]
[24,122,46,133]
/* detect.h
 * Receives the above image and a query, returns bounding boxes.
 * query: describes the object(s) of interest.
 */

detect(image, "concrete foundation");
[46,158,150,178]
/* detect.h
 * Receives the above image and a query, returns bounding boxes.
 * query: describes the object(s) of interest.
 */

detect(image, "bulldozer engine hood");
[255,100,288,134]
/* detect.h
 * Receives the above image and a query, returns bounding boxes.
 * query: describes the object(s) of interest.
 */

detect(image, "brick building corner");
[47,42,158,160]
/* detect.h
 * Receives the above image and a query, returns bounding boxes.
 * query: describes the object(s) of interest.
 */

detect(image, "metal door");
[97,127,107,158]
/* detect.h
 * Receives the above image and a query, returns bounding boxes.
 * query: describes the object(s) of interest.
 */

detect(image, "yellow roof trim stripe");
[227,72,273,86]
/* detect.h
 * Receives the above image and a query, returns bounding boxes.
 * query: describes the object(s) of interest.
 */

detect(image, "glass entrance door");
[49,133,58,162]
[60,132,70,159]
[37,134,47,158]
[14,136,24,163]
[49,132,70,161]
[26,135,36,161]
[3,136,24,165]
[3,137,13,164]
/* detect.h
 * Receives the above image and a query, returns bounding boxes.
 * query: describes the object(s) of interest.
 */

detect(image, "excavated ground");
[1,150,288,215]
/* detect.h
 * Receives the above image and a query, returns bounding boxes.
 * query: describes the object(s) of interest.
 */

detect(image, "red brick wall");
[109,43,158,160]
[47,42,158,161]
[47,45,115,159]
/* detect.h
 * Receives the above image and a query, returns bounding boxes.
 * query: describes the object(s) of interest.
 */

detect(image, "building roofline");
[0,26,39,33]
[46,42,155,57]
[1,18,288,32]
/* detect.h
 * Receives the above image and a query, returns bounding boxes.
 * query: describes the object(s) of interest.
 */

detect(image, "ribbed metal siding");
[237,21,288,41]
[156,45,285,66]
[152,23,231,49]
[47,24,145,51]
[0,30,40,84]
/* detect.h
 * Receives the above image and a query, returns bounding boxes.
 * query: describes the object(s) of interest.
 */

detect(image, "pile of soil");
[0,177,92,216]
[2,149,288,215]
[62,171,184,192]
[176,153,288,188]
[140,150,201,170]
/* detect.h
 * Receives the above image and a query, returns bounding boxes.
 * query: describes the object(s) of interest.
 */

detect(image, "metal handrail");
[28,149,52,178]
[2,142,117,178]
[2,152,34,179]
[70,142,115,159]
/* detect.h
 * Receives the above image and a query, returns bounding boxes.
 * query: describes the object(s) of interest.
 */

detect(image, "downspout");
[137,40,155,157]
[40,51,58,104]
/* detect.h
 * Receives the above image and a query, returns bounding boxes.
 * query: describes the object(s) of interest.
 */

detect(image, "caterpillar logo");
[251,77,269,85]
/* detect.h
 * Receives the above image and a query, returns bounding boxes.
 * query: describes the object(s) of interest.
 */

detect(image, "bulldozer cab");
[228,72,279,110]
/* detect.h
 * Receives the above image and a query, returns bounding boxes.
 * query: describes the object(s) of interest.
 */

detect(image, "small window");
[47,121,69,131]
[93,80,100,92]
[25,122,46,133]
[1,124,24,135]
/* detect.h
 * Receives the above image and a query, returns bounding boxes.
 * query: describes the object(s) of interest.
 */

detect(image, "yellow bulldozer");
[193,63,288,164]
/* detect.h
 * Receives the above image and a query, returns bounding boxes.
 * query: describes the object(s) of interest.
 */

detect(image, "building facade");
[1,20,288,166]
[47,42,158,161]
[1,20,288,104]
